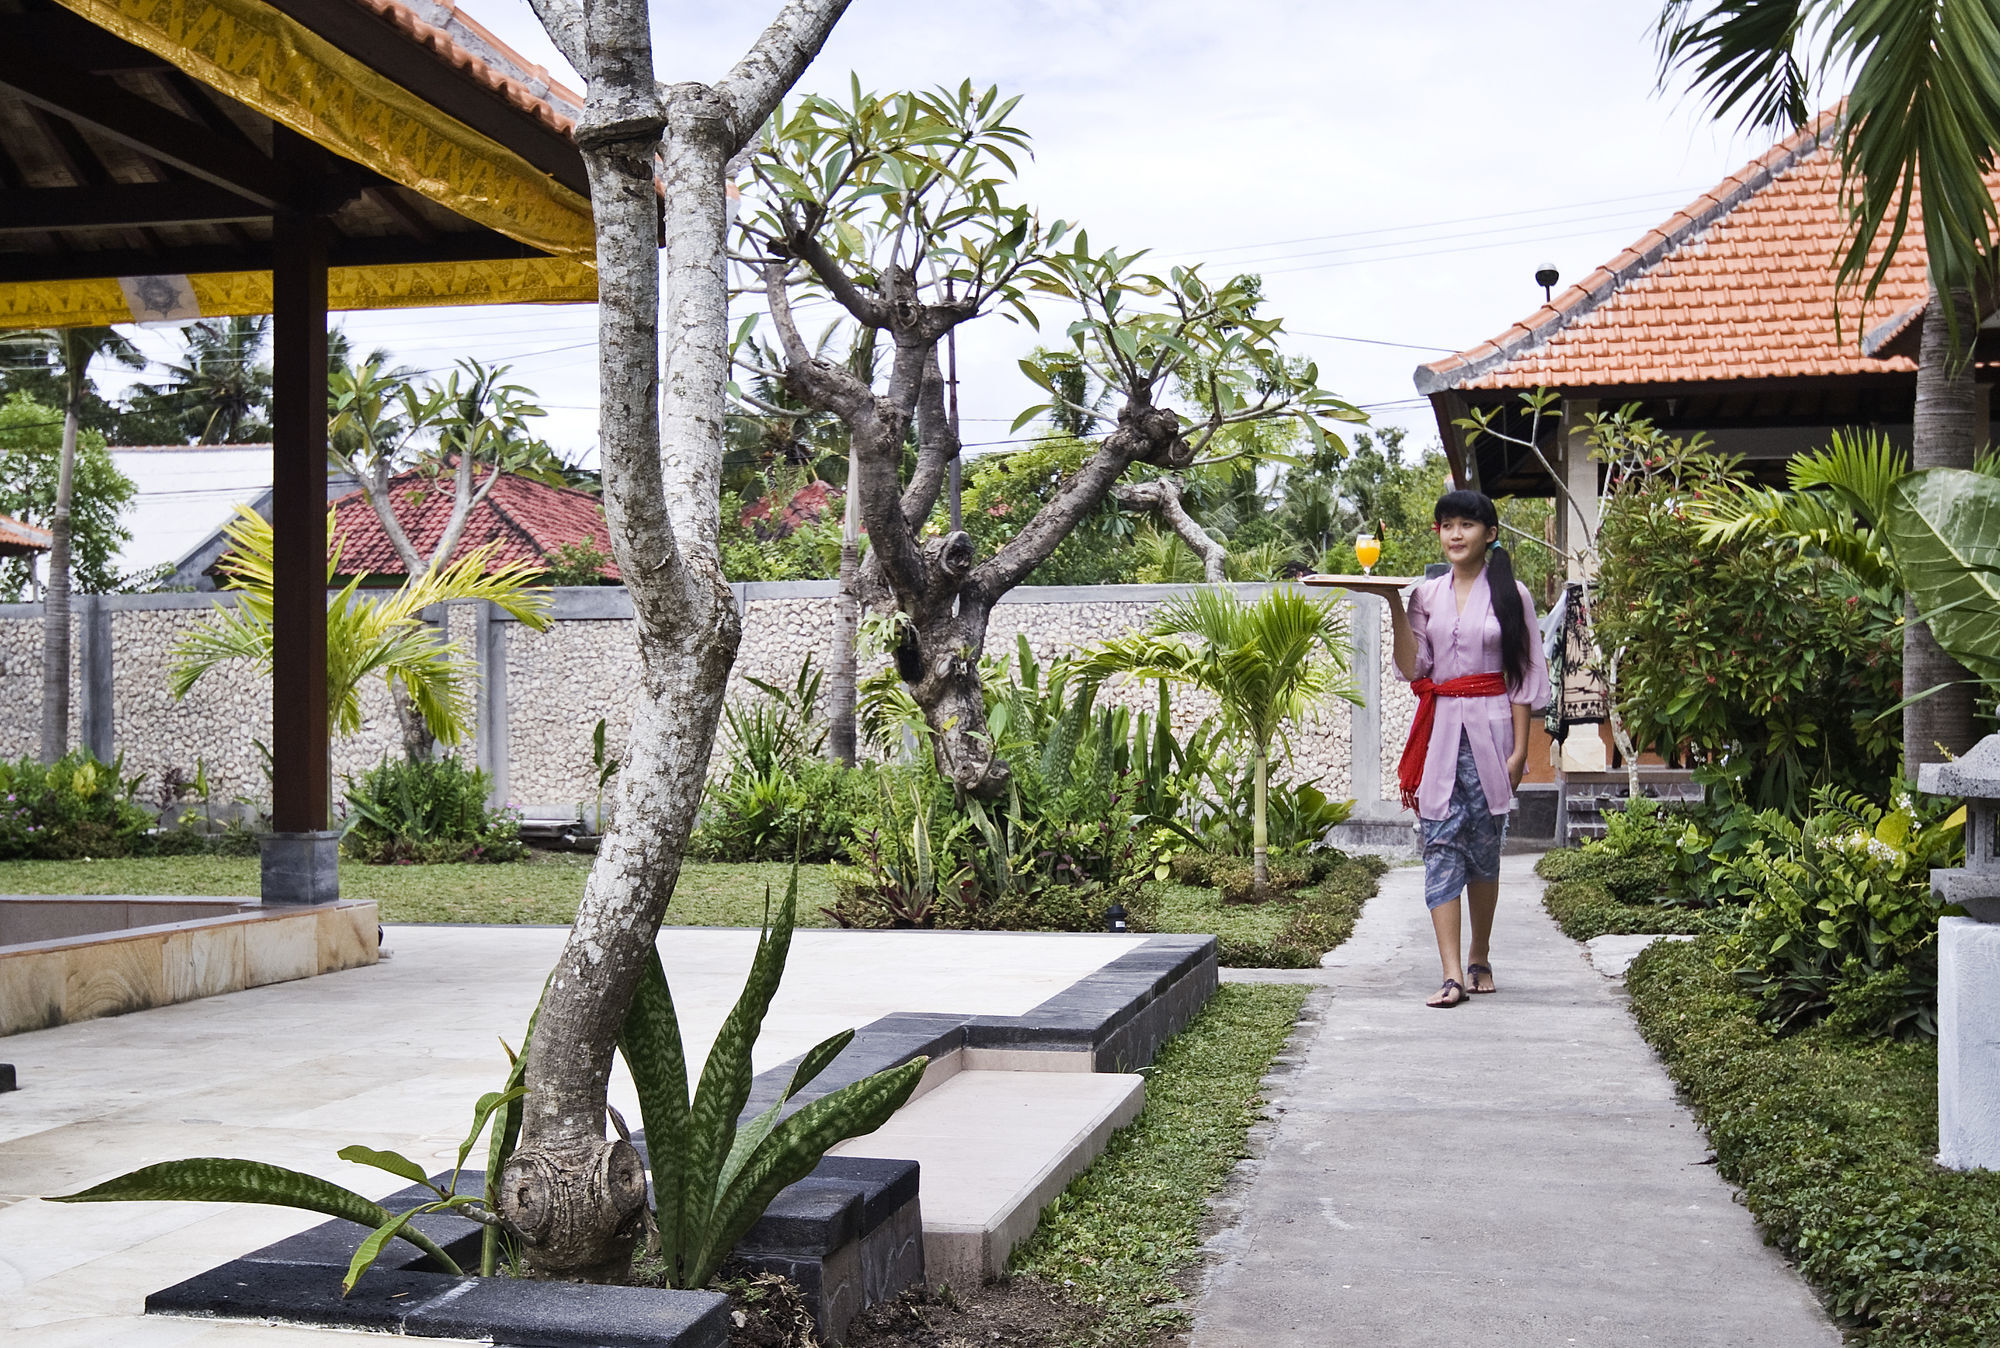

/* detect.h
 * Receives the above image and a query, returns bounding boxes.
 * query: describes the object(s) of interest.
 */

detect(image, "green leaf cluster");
[342,754,527,865]
[621,867,926,1289]
[0,391,137,601]
[169,505,551,746]
[0,748,153,860]
[1596,444,1902,814]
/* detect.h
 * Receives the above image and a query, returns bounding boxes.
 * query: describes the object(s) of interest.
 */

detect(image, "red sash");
[1398,672,1509,811]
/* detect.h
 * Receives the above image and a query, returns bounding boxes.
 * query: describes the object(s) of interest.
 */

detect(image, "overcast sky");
[119,0,1774,462]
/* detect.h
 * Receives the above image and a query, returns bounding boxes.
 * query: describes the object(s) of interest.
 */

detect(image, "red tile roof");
[329,469,614,579]
[1416,109,1945,394]
[0,512,52,558]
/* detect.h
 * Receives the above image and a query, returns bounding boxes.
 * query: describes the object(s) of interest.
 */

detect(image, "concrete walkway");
[1194,856,1838,1347]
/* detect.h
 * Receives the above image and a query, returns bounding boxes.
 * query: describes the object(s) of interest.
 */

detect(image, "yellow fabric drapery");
[51,0,595,258]
[0,258,598,329]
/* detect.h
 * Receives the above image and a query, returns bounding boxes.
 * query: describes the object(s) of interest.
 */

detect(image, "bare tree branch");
[715,0,854,150]
[1114,477,1226,583]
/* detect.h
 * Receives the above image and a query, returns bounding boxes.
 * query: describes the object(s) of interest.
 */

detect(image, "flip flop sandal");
[1427,979,1465,1008]
[1467,963,1497,994]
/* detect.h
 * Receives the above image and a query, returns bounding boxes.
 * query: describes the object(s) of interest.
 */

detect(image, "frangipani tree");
[737,82,1363,796]
[1079,587,1360,891]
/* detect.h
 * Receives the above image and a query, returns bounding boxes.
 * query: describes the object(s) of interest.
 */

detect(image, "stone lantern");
[1919,733,2000,1169]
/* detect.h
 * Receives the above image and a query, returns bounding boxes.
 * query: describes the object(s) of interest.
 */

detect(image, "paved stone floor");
[1193,856,1841,1348]
[0,924,1143,1345]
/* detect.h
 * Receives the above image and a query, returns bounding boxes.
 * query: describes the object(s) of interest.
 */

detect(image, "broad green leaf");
[1886,468,2000,680]
[453,1088,526,1180]
[692,1054,927,1289]
[336,1145,432,1191]
[48,1158,460,1274]
[621,948,691,1282]
[345,1207,421,1294]
[715,1029,856,1201]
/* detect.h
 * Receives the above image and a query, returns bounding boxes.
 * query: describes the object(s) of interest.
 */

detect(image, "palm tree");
[1655,0,2000,770]
[0,326,144,762]
[1079,587,1360,891]
[169,507,552,752]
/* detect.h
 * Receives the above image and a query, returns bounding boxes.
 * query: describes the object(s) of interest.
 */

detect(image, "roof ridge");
[1414,107,1844,396]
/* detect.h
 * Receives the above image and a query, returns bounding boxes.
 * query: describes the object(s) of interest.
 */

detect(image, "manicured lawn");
[1008,982,1310,1344]
[0,853,834,927]
[1628,938,2000,1345]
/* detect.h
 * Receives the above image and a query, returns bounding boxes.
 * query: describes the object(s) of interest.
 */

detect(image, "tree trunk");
[1251,744,1269,892]
[1906,283,1980,772]
[39,379,79,764]
[500,0,846,1278]
[904,591,1008,796]
[828,533,859,765]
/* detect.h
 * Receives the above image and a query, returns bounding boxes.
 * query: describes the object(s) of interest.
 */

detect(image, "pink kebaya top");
[1395,567,1547,821]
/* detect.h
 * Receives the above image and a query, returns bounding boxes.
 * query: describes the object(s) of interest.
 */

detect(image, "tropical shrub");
[1720,788,1963,1040]
[1594,453,1901,815]
[342,755,526,864]
[0,750,151,859]
[691,658,876,863]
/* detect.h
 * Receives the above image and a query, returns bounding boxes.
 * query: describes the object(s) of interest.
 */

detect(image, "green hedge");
[1542,878,1713,942]
[1627,938,2000,1345]
[1132,855,1386,967]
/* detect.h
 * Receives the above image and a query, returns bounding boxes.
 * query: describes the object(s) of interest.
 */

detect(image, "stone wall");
[0,582,1403,818]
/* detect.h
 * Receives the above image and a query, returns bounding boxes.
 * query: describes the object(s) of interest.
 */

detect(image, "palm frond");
[1654,0,1819,135]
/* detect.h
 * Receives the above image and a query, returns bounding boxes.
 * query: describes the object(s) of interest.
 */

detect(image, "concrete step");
[833,1064,1145,1290]
[1327,818,1416,848]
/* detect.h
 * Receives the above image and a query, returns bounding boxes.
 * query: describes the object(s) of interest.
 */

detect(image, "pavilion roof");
[0,0,601,329]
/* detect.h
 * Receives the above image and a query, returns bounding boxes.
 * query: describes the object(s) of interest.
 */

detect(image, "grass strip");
[0,855,832,927]
[1134,856,1382,967]
[1009,982,1309,1344]
[1627,937,2000,1345]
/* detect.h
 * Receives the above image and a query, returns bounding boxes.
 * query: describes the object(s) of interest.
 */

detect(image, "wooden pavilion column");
[260,191,338,904]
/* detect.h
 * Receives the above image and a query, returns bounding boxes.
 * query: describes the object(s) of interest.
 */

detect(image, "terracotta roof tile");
[0,511,52,557]
[349,0,581,138]
[1417,108,1962,394]
[329,469,614,579]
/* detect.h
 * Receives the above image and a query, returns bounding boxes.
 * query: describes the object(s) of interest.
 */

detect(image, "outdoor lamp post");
[1105,900,1128,934]
[1920,733,2000,1169]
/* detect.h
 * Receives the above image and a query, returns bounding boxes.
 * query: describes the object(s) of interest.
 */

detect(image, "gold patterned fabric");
[0,258,598,329]
[51,0,595,258]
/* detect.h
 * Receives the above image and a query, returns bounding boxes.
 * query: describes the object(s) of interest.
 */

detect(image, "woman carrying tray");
[1343,490,1545,1008]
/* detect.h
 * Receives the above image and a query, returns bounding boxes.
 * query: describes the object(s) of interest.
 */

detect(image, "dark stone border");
[146,933,1217,1344]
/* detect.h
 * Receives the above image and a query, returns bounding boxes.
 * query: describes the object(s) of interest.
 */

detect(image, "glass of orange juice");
[1354,532,1381,575]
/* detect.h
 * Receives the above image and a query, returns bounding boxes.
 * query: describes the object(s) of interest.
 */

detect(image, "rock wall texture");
[0,582,1398,817]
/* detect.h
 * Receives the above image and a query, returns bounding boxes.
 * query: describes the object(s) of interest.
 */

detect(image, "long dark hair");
[1434,489,1530,691]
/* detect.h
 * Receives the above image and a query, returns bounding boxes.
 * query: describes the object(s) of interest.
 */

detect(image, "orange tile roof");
[1416,109,1941,395]
[0,511,53,557]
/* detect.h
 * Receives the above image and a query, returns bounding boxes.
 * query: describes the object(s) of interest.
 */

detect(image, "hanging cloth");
[1544,580,1609,745]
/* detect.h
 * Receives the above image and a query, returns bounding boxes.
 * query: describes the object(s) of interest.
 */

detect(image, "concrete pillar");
[475,600,510,808]
[1940,917,2000,1168]
[76,594,113,763]
[1556,398,1600,582]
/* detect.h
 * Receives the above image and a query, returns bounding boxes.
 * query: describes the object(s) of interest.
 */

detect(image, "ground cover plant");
[846,982,1309,1348]
[1627,938,2000,1346]
[0,853,833,927]
[342,755,527,864]
[0,749,152,860]
[1135,854,1386,968]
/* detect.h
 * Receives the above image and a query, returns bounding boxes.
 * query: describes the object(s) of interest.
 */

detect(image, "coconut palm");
[0,326,144,762]
[169,506,552,746]
[1655,0,2000,769]
[1079,587,1360,891]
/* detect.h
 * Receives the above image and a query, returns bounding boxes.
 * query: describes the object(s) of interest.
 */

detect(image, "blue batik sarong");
[1420,730,1505,910]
